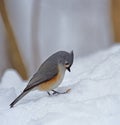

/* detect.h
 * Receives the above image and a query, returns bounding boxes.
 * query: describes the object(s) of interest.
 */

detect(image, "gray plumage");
[10,51,74,108]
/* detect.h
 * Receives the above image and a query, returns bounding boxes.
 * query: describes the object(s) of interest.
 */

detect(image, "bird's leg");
[52,90,67,95]
[47,91,51,96]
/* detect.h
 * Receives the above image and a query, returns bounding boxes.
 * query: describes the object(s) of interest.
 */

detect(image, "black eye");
[65,61,70,66]
[65,62,69,65]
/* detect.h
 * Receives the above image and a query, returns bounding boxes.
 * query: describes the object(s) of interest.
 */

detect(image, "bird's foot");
[47,89,71,96]
[52,89,71,95]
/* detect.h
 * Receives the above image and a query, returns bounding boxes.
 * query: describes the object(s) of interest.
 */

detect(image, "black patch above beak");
[67,67,71,72]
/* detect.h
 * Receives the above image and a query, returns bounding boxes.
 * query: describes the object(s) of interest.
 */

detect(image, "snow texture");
[0,45,120,125]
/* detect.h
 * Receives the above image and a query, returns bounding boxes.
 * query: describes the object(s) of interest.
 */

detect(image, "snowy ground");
[0,45,120,125]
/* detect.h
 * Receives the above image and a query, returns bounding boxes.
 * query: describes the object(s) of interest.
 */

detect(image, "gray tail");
[10,90,30,108]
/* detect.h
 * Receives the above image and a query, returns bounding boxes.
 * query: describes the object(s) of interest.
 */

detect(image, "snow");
[0,45,120,125]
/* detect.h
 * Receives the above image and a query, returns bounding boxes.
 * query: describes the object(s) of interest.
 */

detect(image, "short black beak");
[67,67,71,72]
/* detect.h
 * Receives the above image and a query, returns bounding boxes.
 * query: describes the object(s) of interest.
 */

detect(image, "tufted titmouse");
[10,51,74,108]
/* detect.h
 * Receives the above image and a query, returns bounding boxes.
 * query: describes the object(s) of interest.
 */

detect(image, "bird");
[10,51,74,108]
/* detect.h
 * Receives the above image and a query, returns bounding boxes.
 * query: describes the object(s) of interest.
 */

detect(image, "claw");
[65,88,71,93]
